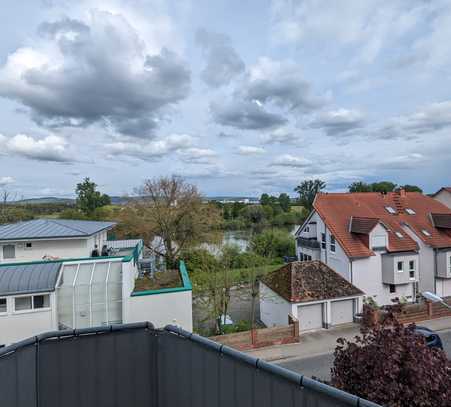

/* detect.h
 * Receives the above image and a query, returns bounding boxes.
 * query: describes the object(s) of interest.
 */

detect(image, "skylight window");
[385,206,396,214]
[395,232,403,239]
[422,229,431,237]
[406,208,416,215]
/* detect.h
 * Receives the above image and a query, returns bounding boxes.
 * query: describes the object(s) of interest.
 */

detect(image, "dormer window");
[395,232,403,239]
[422,229,431,237]
[405,208,416,215]
[385,206,396,214]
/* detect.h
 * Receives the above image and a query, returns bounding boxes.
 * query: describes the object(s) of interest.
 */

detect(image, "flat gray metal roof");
[0,219,116,241]
[0,262,62,296]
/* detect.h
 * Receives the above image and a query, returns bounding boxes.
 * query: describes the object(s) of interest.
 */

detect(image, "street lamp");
[422,291,451,310]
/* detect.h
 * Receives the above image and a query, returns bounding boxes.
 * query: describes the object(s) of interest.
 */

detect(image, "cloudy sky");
[0,0,450,198]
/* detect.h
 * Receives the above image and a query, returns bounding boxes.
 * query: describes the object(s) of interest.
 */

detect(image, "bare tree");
[117,176,221,268]
[0,188,17,224]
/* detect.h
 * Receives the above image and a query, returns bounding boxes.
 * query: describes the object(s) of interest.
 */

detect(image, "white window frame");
[321,233,326,249]
[330,235,336,253]
[422,230,431,237]
[385,206,396,214]
[409,260,415,279]
[304,226,309,233]
[0,297,7,315]
[13,293,51,314]
[405,208,416,215]
[24,242,33,251]
[397,261,404,273]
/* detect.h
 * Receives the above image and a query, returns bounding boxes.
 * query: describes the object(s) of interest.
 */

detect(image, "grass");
[191,263,283,294]
[134,270,182,291]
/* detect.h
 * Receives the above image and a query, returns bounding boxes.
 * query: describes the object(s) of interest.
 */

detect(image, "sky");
[0,0,450,198]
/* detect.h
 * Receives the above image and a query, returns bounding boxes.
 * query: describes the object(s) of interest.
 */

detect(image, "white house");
[295,190,451,306]
[260,261,364,332]
[0,219,116,263]
[432,187,451,209]
[0,235,193,347]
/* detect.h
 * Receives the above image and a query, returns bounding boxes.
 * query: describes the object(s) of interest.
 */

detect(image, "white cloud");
[272,154,312,168]
[309,108,365,136]
[261,127,301,144]
[0,133,71,162]
[237,146,265,156]
[178,147,217,164]
[0,176,15,186]
[107,134,195,160]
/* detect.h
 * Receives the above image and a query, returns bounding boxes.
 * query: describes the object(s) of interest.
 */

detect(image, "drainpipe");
[324,223,328,265]
[349,259,353,284]
[434,249,438,294]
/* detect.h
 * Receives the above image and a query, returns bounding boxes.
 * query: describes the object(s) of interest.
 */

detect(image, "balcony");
[0,322,379,407]
[297,237,321,249]
[381,254,418,285]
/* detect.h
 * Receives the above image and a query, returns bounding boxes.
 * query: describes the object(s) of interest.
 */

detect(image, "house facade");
[295,190,451,306]
[0,219,116,263]
[260,261,364,331]
[0,221,193,346]
[432,187,451,209]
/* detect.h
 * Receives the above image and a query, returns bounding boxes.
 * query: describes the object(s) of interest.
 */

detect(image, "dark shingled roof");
[0,262,62,296]
[349,216,380,234]
[430,213,451,229]
[0,219,116,241]
[262,261,363,303]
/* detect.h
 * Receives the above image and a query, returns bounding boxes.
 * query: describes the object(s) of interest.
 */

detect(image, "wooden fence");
[211,315,300,350]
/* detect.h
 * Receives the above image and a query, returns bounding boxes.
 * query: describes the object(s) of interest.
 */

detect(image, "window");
[304,226,310,233]
[14,294,50,312]
[389,284,396,293]
[405,208,416,215]
[25,242,33,250]
[15,296,32,311]
[385,206,396,214]
[33,295,50,309]
[395,231,403,239]
[397,261,404,272]
[0,298,6,314]
[409,260,415,279]
[2,244,15,259]
[422,229,431,237]
[330,235,336,253]
[321,233,326,249]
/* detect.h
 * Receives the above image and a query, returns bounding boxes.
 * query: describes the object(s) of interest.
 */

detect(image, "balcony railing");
[0,322,380,407]
[297,237,321,249]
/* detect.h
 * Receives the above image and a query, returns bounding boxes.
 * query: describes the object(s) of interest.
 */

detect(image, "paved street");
[276,329,451,381]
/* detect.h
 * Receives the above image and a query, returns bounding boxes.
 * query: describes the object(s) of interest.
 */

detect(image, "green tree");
[400,184,423,193]
[231,201,245,218]
[370,181,397,193]
[249,229,295,259]
[278,193,291,212]
[260,193,271,206]
[75,178,111,217]
[348,181,372,192]
[294,179,326,212]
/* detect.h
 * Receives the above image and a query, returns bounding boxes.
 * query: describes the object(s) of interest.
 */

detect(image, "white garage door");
[331,299,354,326]
[298,303,323,332]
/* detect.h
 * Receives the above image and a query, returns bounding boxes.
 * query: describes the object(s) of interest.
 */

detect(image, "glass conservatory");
[57,260,123,329]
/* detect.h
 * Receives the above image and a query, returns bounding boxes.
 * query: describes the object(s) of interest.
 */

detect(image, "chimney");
[399,188,406,198]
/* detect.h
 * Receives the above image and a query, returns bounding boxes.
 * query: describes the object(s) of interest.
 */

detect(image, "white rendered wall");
[125,290,193,332]
[0,293,57,346]
[353,256,414,306]
[259,283,292,327]
[433,190,451,209]
[436,279,451,297]
[402,225,436,293]
[0,238,89,263]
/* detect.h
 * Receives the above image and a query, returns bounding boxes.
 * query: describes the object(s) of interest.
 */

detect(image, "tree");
[370,181,396,193]
[332,317,451,406]
[294,179,326,212]
[399,184,423,193]
[231,201,245,219]
[249,229,295,259]
[260,193,271,206]
[348,181,372,192]
[278,193,291,212]
[126,176,221,268]
[75,178,111,217]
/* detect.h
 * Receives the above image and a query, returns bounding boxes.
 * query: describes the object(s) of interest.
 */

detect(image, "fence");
[395,297,451,324]
[211,315,300,350]
[0,322,380,407]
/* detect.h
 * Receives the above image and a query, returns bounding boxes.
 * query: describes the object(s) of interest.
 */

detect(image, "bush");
[182,248,220,274]
[332,318,451,406]
[249,229,295,258]
[221,320,252,334]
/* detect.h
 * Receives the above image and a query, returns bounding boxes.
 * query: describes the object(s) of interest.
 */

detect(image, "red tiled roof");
[314,191,451,258]
[262,261,363,303]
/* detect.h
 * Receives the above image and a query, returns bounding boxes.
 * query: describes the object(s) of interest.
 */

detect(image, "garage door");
[331,299,354,326]
[297,303,323,332]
